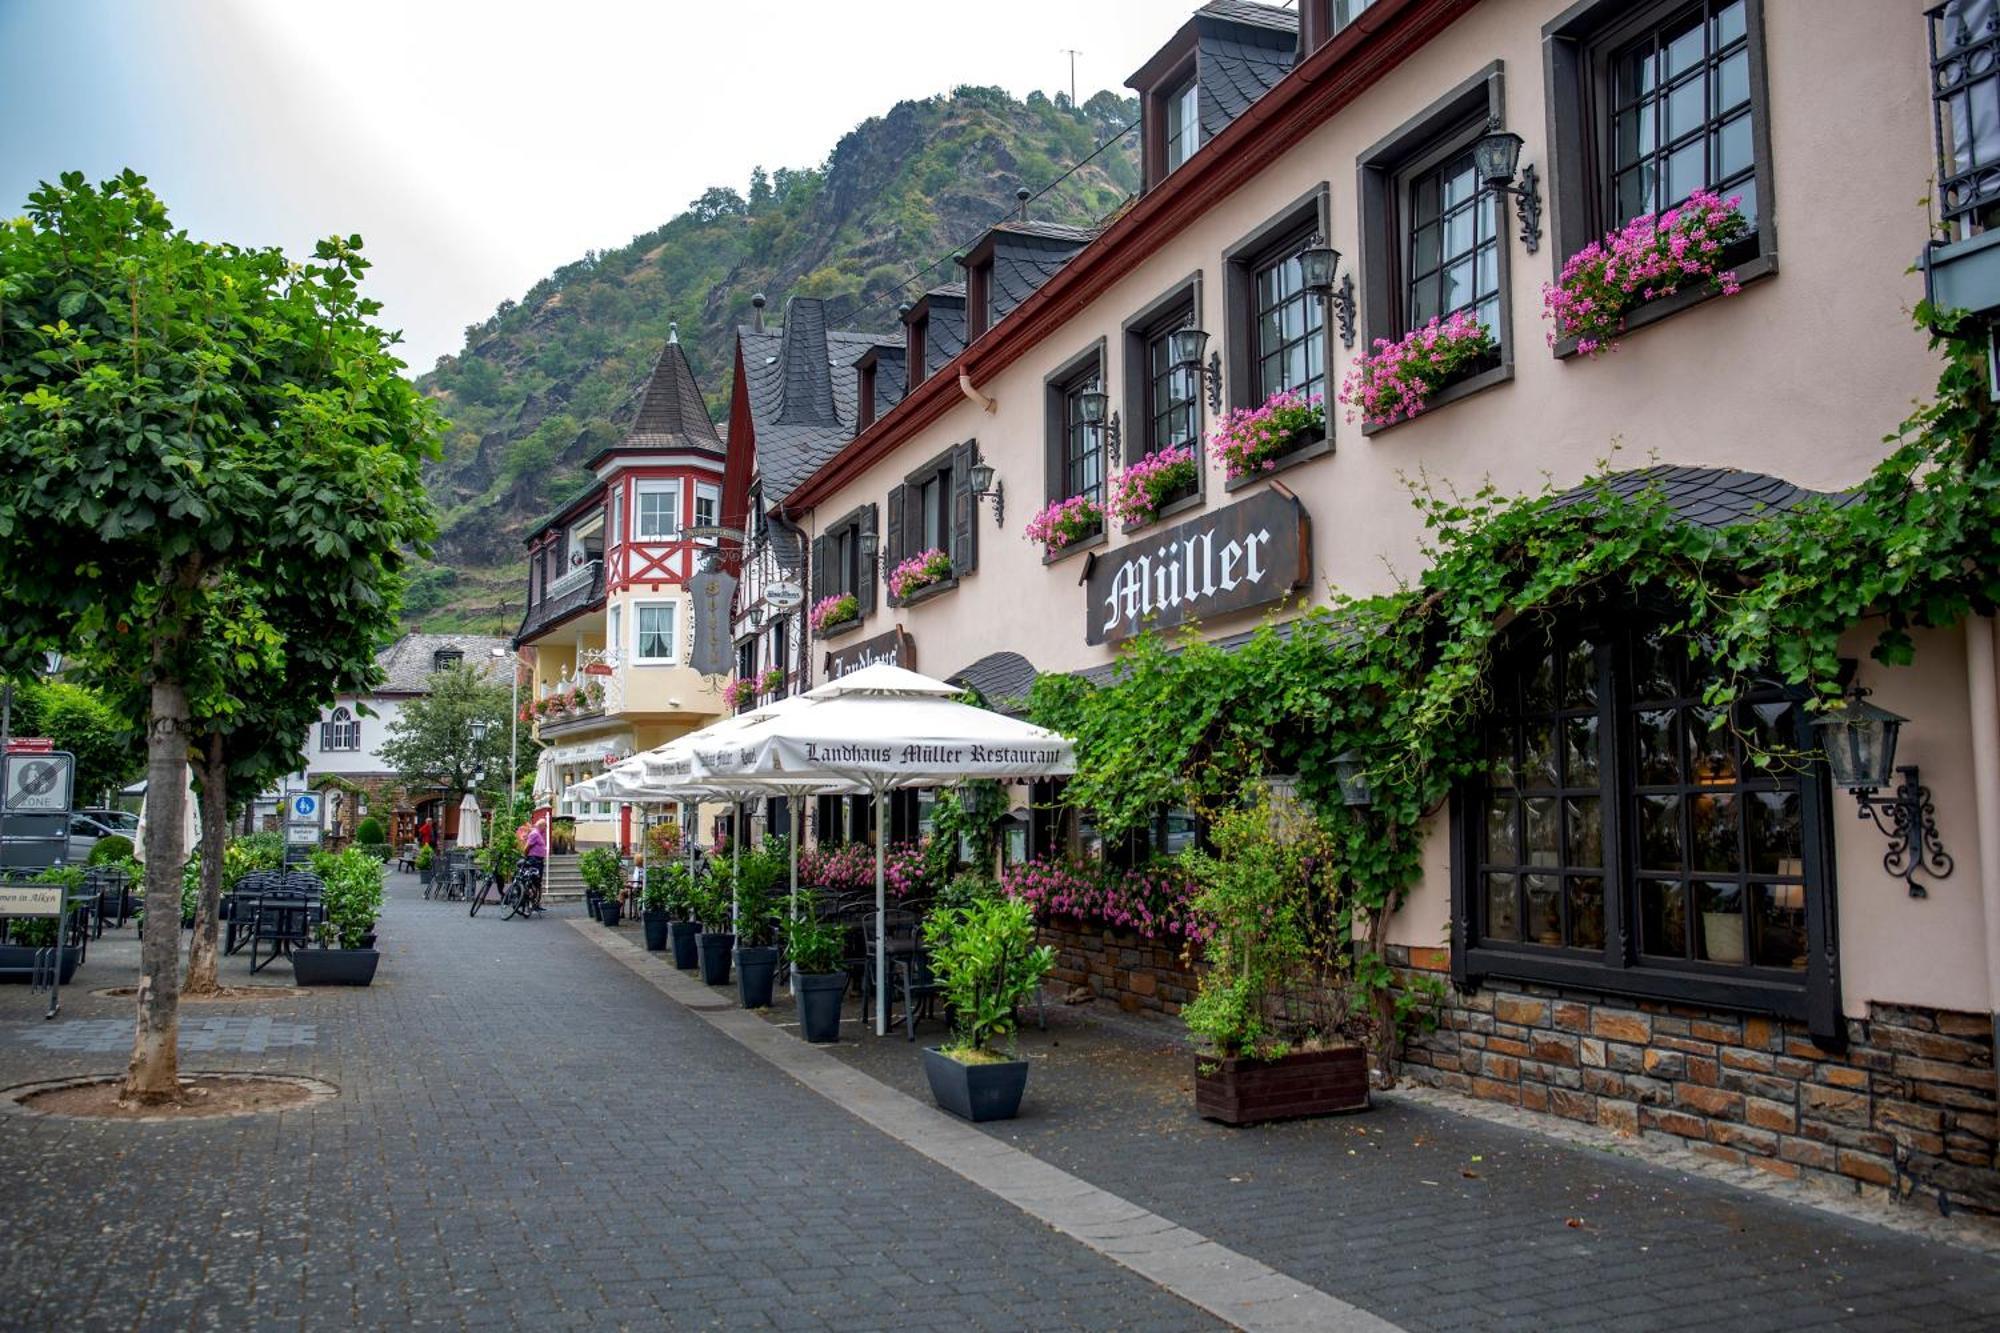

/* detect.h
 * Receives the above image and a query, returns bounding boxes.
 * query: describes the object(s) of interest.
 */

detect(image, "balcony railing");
[1933,1,2000,240]
[516,559,604,643]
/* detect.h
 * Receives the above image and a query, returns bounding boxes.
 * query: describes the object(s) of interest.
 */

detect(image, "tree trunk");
[125,678,190,1103]
[183,730,227,997]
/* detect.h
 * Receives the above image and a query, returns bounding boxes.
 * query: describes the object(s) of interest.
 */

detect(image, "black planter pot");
[670,920,700,969]
[291,947,380,987]
[793,971,848,1042]
[599,900,622,928]
[356,933,378,951]
[697,932,735,986]
[922,1046,1031,1122]
[0,945,81,985]
[641,910,670,951]
[735,945,779,1009]
[420,864,435,886]
[584,892,602,921]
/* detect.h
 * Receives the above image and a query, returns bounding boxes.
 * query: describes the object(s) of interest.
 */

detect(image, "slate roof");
[851,340,908,420]
[587,333,724,467]
[945,651,1042,714]
[1200,0,1299,34]
[1196,1,1299,141]
[374,633,512,694]
[992,220,1100,244]
[914,287,968,376]
[990,233,1094,323]
[739,296,895,506]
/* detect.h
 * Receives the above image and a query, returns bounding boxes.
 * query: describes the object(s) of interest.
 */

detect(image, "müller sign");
[1084,488,1311,645]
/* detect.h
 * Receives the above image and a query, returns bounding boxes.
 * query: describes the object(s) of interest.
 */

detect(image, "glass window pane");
[1615,45,1656,102]
[1665,23,1705,80]
[1696,881,1746,963]
[1440,258,1474,316]
[1747,790,1802,874]
[1444,206,1475,259]
[1525,875,1562,945]
[1410,275,1440,324]
[1751,881,1808,969]
[1732,177,1758,229]
[1614,107,1656,164]
[1639,793,1683,870]
[1713,1,1746,49]
[1665,139,1707,207]
[1524,796,1560,866]
[1485,873,1520,941]
[1713,49,1750,115]
[1713,113,1752,179]
[1566,796,1603,868]
[1616,166,1655,224]
[1635,631,1680,700]
[1485,796,1518,863]
[1524,721,1560,788]
[1564,717,1600,787]
[1411,221,1441,274]
[1442,163,1477,210]
[1487,726,1517,787]
[1568,877,1606,950]
[1641,880,1688,957]
[1523,651,1557,711]
[1691,793,1740,872]
[1687,705,1736,785]
[1637,710,1680,784]
[1665,73,1707,143]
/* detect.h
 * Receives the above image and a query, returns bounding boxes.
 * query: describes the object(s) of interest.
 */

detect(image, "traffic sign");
[3,751,73,814]
[5,737,54,754]
[288,791,321,823]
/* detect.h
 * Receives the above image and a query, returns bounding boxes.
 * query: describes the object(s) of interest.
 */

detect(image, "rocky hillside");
[411,85,1140,632]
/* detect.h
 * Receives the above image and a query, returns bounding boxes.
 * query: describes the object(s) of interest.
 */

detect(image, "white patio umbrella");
[457,792,484,850]
[688,663,1075,1035]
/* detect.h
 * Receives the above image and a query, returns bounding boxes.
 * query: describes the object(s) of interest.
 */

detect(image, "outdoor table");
[248,895,323,973]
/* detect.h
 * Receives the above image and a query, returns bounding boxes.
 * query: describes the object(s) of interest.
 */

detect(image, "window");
[634,603,678,663]
[1335,0,1375,26]
[1122,274,1204,495]
[432,649,463,671]
[1146,329,1200,456]
[812,503,878,624]
[1405,147,1500,336]
[915,465,950,552]
[1165,79,1200,173]
[885,443,976,598]
[1061,377,1106,507]
[693,483,720,543]
[1251,243,1325,405]
[1934,1,2000,239]
[1546,0,1774,312]
[320,707,360,752]
[635,482,680,541]
[607,604,622,665]
[1455,605,1839,1040]
[906,315,929,392]
[608,485,622,548]
[770,617,789,697]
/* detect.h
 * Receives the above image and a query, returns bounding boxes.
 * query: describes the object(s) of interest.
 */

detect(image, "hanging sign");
[2,751,73,814]
[825,627,914,680]
[1084,489,1310,646]
[766,581,805,611]
[687,568,737,677]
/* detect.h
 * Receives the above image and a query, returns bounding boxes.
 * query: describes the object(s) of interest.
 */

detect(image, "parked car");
[78,808,139,836]
[67,812,129,864]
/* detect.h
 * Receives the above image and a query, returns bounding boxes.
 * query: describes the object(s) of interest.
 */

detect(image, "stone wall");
[1387,946,2000,1217]
[1037,916,1201,1017]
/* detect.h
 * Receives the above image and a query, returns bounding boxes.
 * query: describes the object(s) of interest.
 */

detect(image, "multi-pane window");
[1608,0,1756,228]
[915,468,949,552]
[1406,148,1500,337]
[1061,377,1106,505]
[1146,325,1200,454]
[1165,80,1200,173]
[1933,0,2000,238]
[1334,0,1375,27]
[320,707,360,752]
[693,483,720,544]
[635,483,680,540]
[635,604,677,662]
[1470,612,1816,980]
[1252,245,1325,403]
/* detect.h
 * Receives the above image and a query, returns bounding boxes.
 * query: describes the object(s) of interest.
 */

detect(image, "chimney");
[1016,186,1031,221]
[751,293,767,333]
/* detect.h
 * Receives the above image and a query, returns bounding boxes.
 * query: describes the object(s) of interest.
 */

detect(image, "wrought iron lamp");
[859,532,879,562]
[1810,688,1954,898]
[1331,749,1373,808]
[1167,325,1225,413]
[469,718,491,744]
[1472,122,1543,254]
[1075,385,1120,456]
[1296,232,1356,348]
[968,460,1006,528]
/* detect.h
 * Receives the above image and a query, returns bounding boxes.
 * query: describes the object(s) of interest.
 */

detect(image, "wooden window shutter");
[882,485,906,606]
[809,534,830,609]
[857,504,879,617]
[950,438,978,574]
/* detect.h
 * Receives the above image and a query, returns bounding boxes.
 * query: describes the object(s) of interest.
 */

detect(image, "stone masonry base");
[1037,916,1201,1017]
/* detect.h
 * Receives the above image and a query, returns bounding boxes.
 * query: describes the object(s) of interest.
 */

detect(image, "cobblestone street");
[3,872,1998,1331]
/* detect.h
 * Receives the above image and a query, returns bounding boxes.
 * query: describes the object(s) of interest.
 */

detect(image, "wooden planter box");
[1195,1046,1369,1126]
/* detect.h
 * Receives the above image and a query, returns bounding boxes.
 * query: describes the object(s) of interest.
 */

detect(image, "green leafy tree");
[378,662,519,803]
[8,678,142,805]
[0,172,440,1100]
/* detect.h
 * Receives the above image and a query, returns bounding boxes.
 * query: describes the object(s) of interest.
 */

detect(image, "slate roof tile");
[374,633,512,694]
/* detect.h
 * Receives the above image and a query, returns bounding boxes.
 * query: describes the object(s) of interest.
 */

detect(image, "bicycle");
[504,863,544,920]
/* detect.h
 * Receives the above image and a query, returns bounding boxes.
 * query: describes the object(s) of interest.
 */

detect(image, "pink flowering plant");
[1109,444,1200,527]
[1337,310,1496,428]
[888,547,952,600]
[1211,389,1324,481]
[809,593,858,634]
[1542,189,1748,356]
[798,842,877,895]
[1023,493,1104,553]
[721,676,754,710]
[759,667,785,697]
[1002,857,1211,945]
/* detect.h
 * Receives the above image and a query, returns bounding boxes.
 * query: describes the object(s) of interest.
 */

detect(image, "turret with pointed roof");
[584,324,727,469]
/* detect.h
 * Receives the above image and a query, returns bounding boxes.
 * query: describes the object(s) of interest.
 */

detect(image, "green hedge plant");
[924,894,1053,1062]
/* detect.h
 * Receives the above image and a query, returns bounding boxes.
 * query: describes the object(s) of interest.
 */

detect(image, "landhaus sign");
[824,627,913,680]
[1084,489,1310,645]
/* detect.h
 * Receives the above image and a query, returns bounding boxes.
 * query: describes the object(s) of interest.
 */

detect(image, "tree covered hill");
[411,85,1140,631]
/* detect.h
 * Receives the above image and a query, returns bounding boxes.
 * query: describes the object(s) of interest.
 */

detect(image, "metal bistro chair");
[248,890,319,974]
[223,871,284,954]
[859,907,920,1032]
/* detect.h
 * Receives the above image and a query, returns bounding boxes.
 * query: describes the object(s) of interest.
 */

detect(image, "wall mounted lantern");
[1810,687,1954,898]
[1297,232,1356,348]
[1472,121,1543,254]
[1076,384,1122,456]
[859,532,879,563]
[968,460,1006,528]
[1167,325,1225,413]
[1331,749,1373,808]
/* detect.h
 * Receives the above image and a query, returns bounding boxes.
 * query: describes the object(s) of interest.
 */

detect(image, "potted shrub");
[809,593,859,636]
[1212,388,1324,481]
[1337,309,1497,428]
[888,547,953,601]
[580,847,622,926]
[1023,494,1104,556]
[785,891,849,1042]
[1542,188,1748,355]
[639,868,673,951]
[690,868,734,986]
[654,862,702,968]
[732,839,785,1009]
[416,843,435,887]
[292,848,384,986]
[0,867,85,985]
[920,891,1054,1122]
[1109,445,1199,529]
[1181,789,1371,1126]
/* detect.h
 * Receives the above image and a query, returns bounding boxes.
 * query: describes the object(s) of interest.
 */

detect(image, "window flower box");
[888,547,953,601]
[1023,494,1104,556]
[1212,389,1325,482]
[1338,310,1497,429]
[809,593,859,636]
[1542,189,1748,356]
[1110,444,1200,529]
[721,677,754,710]
[759,667,785,698]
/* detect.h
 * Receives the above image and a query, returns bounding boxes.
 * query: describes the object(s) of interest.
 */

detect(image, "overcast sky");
[0,0,1216,372]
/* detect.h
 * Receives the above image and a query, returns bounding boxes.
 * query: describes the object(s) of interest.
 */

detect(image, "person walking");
[418,816,435,850]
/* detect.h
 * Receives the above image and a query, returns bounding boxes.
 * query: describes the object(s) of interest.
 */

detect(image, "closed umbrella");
[689,663,1075,1035]
[457,792,484,850]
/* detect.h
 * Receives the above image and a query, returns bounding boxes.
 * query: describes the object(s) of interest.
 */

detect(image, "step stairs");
[541,852,585,902]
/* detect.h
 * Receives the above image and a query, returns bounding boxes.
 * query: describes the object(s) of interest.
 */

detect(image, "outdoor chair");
[395,843,419,873]
[859,908,920,1028]
[892,948,945,1042]
[248,891,319,974]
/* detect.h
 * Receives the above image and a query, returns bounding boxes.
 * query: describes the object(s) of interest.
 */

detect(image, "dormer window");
[1165,79,1200,173]
[433,649,463,671]
[906,315,928,392]
[857,361,878,430]
[965,261,995,339]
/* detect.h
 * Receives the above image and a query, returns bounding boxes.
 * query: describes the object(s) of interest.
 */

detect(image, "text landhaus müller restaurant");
[800,742,1065,766]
